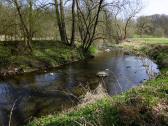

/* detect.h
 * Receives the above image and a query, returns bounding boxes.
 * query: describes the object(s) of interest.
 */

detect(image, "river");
[0,49,160,126]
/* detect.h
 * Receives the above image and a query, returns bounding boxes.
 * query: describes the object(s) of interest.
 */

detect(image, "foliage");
[89,46,98,55]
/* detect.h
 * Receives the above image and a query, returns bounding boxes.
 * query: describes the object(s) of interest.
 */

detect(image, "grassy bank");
[118,38,168,67]
[0,40,83,76]
[27,38,168,126]
[130,37,168,45]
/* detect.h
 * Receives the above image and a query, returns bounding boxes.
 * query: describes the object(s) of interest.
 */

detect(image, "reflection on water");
[0,50,159,126]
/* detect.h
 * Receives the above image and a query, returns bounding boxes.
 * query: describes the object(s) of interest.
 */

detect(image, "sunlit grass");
[130,37,168,45]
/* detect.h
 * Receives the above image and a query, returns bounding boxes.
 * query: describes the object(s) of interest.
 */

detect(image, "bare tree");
[54,0,69,44]
[76,0,105,52]
[70,0,76,46]
[107,0,128,43]
[136,16,151,37]
[12,0,34,52]
[104,0,142,42]
[123,0,142,39]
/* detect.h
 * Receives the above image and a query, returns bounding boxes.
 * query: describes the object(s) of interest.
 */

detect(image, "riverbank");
[0,40,84,78]
[27,38,168,126]
[117,38,168,68]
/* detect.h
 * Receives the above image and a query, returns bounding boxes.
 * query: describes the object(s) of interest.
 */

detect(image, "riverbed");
[0,49,160,126]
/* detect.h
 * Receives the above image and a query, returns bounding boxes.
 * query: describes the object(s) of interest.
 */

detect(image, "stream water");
[0,49,160,126]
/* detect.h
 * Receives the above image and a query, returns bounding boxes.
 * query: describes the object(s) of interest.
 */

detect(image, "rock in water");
[49,73,54,76]
[97,71,109,77]
[105,49,111,52]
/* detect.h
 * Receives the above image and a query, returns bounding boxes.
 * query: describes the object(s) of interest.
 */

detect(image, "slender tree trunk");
[85,0,104,51]
[76,0,104,52]
[28,0,33,51]
[60,0,69,44]
[70,0,76,46]
[13,0,33,52]
[114,12,123,43]
[124,16,132,40]
[54,0,63,40]
[54,0,69,44]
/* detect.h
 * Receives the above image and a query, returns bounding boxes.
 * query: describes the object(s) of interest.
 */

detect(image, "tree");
[11,0,36,52]
[136,16,152,37]
[108,0,128,43]
[70,0,76,46]
[136,14,168,37]
[105,0,142,42]
[54,0,69,44]
[122,0,142,39]
[76,0,105,52]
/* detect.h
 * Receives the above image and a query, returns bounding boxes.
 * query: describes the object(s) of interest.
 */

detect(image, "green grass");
[130,37,168,45]
[0,40,83,72]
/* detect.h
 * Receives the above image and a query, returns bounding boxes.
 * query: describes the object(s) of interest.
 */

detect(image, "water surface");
[0,50,160,126]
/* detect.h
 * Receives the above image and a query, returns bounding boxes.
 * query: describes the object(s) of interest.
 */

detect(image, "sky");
[36,0,168,17]
[138,0,168,16]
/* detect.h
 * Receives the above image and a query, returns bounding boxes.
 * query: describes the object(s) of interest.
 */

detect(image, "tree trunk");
[54,0,63,39]
[13,0,33,52]
[124,16,133,40]
[60,0,69,44]
[85,0,104,51]
[27,0,33,51]
[70,0,76,46]
[54,0,69,44]
[25,38,32,52]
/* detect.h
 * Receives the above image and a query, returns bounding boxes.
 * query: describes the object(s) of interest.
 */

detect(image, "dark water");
[0,50,160,126]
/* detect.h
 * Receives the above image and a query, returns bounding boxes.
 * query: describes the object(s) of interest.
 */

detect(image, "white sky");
[40,0,168,16]
[138,0,168,16]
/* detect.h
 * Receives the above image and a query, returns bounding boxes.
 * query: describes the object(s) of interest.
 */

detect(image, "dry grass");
[80,83,108,107]
[119,41,145,49]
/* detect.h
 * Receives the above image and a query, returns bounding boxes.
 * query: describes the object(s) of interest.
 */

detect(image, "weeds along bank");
[27,39,168,126]
[0,40,85,78]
